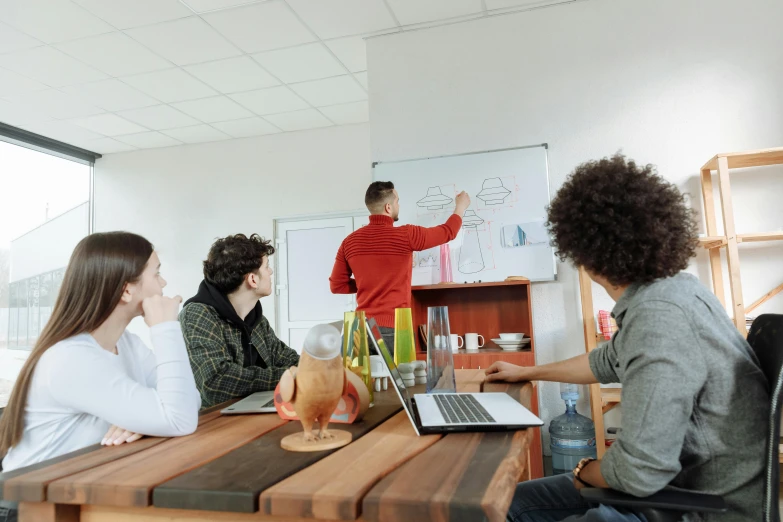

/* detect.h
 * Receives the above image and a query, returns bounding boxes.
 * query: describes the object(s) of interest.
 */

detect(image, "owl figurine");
[280,324,346,443]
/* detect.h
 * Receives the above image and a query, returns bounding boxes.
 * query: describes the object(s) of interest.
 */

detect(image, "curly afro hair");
[203,233,275,293]
[546,154,698,286]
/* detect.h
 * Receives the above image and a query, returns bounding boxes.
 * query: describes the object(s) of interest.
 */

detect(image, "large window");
[0,139,91,407]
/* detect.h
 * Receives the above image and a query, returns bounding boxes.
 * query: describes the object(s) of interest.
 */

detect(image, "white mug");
[465,333,485,351]
[449,334,464,351]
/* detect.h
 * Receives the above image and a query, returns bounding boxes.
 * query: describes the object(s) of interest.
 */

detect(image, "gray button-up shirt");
[589,272,767,521]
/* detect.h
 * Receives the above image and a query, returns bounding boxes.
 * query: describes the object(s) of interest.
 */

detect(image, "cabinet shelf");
[410,278,542,478]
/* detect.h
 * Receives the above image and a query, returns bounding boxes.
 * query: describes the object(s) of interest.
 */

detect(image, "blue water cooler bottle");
[549,383,597,475]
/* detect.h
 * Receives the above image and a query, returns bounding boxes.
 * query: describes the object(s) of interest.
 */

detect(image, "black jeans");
[377,326,395,357]
[506,474,645,522]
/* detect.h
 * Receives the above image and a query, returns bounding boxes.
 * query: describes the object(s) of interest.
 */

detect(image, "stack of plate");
[491,338,531,351]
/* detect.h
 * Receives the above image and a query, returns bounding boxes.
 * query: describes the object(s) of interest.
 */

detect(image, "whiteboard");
[373,145,556,283]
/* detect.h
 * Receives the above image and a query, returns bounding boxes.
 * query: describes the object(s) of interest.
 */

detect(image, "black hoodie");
[184,280,266,368]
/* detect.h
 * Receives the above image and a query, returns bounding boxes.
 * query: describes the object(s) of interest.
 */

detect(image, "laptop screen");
[366,318,420,435]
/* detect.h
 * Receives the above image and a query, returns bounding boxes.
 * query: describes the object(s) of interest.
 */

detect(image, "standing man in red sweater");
[330,181,470,354]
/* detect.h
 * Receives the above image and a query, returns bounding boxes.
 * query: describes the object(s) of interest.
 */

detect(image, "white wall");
[94,124,371,341]
[367,0,783,450]
[10,202,89,282]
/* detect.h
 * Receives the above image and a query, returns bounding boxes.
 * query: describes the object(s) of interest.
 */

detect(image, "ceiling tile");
[162,124,231,144]
[264,109,333,132]
[181,0,267,13]
[485,0,546,9]
[118,105,201,130]
[82,138,137,154]
[253,43,345,84]
[230,86,309,116]
[0,22,43,54]
[286,0,397,39]
[0,47,107,87]
[324,37,367,73]
[5,89,104,120]
[115,131,183,149]
[61,79,159,112]
[184,56,279,94]
[0,0,113,44]
[71,114,148,136]
[0,68,48,97]
[319,101,369,125]
[171,96,253,123]
[203,1,315,53]
[212,117,281,138]
[289,75,367,107]
[354,71,368,89]
[126,17,241,66]
[121,69,217,103]
[72,0,193,29]
[385,0,481,25]
[0,99,51,127]
[22,120,105,144]
[56,32,172,77]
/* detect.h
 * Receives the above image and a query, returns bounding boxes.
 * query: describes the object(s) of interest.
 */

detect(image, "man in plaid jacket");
[180,234,299,409]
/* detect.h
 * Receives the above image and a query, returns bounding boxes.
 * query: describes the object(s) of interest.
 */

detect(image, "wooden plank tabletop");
[362,381,533,522]
[47,413,286,507]
[260,411,440,520]
[0,408,224,503]
[9,370,536,522]
[153,402,402,513]
[259,369,492,521]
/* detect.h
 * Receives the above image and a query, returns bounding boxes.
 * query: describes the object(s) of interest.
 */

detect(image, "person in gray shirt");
[487,154,767,522]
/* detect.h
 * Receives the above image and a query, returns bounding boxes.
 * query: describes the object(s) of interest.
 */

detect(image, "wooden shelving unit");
[699,147,783,336]
[578,267,611,458]
[410,279,543,479]
[580,146,783,458]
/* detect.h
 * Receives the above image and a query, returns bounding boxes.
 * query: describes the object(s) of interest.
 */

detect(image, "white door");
[276,214,367,352]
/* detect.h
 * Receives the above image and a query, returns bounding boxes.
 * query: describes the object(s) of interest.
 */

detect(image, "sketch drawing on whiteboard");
[417,187,453,210]
[476,177,511,206]
[418,254,437,267]
[501,220,549,249]
[459,210,486,274]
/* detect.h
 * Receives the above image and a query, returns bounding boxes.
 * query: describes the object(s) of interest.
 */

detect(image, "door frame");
[273,210,368,339]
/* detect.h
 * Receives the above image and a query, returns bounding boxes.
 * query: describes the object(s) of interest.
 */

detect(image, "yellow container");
[394,308,416,365]
[347,311,373,404]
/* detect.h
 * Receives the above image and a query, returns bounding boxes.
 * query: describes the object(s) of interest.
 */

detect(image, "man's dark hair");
[203,234,275,293]
[546,153,698,286]
[365,181,395,213]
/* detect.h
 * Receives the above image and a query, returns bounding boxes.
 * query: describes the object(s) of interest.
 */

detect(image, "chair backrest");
[745,314,783,522]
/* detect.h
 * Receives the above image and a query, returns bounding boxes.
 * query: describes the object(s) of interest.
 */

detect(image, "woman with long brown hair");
[0,232,200,476]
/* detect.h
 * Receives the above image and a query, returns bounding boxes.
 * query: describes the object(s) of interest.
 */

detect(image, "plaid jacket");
[179,302,299,409]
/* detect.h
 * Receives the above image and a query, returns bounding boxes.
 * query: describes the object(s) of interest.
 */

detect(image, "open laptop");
[220,391,276,414]
[366,323,543,435]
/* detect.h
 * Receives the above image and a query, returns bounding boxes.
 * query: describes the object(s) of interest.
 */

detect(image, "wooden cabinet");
[410,280,543,478]
[439,350,534,370]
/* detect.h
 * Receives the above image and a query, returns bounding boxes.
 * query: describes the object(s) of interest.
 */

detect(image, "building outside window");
[0,140,91,407]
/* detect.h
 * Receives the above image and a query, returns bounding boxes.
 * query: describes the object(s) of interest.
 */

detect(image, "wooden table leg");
[18,502,80,522]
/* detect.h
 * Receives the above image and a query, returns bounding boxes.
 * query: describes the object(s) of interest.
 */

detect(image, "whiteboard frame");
[371,143,557,282]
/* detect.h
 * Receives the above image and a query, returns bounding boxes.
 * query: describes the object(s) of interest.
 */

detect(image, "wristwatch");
[573,457,596,487]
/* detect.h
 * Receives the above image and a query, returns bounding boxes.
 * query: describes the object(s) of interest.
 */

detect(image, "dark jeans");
[0,501,17,522]
[506,474,646,522]
[378,326,395,357]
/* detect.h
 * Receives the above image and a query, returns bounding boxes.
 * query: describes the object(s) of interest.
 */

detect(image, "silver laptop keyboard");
[434,394,496,424]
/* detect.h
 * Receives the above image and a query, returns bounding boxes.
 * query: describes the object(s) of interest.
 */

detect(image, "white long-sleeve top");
[2,321,201,472]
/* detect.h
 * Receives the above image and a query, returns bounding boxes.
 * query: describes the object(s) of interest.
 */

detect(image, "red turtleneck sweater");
[329,214,462,328]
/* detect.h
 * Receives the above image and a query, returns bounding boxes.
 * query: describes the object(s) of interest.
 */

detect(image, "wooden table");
[0,370,536,522]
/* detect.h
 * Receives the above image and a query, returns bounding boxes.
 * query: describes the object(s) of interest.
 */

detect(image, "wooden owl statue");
[279,324,352,451]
